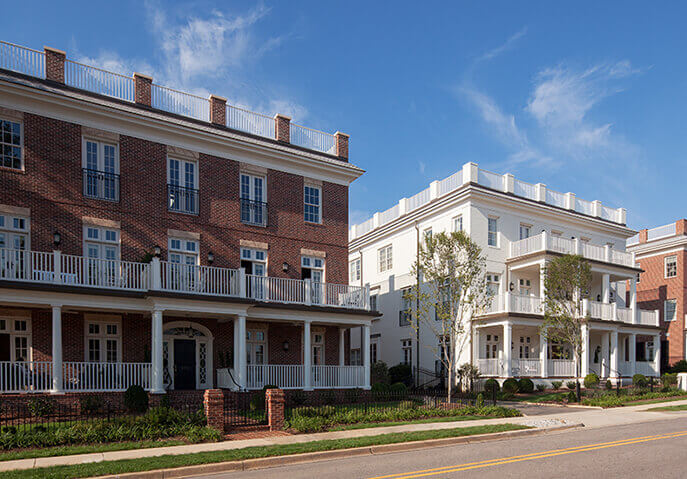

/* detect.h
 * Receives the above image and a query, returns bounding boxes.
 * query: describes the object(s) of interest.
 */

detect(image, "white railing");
[510,235,544,257]
[546,189,567,208]
[635,361,658,377]
[226,105,275,138]
[647,223,676,241]
[512,358,541,377]
[483,294,504,314]
[160,262,239,296]
[616,307,633,324]
[62,362,151,391]
[619,361,632,377]
[510,294,542,314]
[151,84,209,121]
[638,310,659,326]
[513,179,536,200]
[0,41,45,78]
[600,205,617,221]
[477,358,502,376]
[246,364,304,389]
[548,235,575,254]
[589,301,614,320]
[438,170,463,195]
[0,249,54,282]
[379,204,400,224]
[290,124,336,154]
[355,217,375,237]
[61,254,150,290]
[247,275,305,304]
[217,368,236,389]
[65,60,134,101]
[316,283,367,309]
[575,198,594,216]
[0,361,53,393]
[312,365,365,388]
[582,242,605,262]
[548,359,576,377]
[627,233,640,246]
[407,187,431,211]
[478,169,503,190]
[611,250,634,267]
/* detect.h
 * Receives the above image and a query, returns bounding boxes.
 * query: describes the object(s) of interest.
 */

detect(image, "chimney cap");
[133,72,153,81]
[274,113,292,121]
[43,46,66,56]
[334,131,349,138]
[209,94,227,102]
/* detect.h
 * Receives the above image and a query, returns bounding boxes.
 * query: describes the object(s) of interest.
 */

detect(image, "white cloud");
[418,161,426,174]
[477,27,528,63]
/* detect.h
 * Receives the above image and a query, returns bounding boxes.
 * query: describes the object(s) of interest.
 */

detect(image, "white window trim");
[84,317,122,363]
[302,255,325,283]
[349,258,361,282]
[665,255,677,279]
[239,172,267,202]
[304,184,322,224]
[167,157,198,189]
[168,237,200,265]
[81,137,120,174]
[452,215,463,232]
[664,299,677,322]
[488,216,499,248]
[378,244,393,272]
[246,328,268,365]
[0,117,24,171]
[0,316,32,362]
[82,224,121,259]
[519,223,532,240]
[0,212,31,250]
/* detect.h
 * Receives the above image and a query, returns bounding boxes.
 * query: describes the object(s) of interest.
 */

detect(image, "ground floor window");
[484,333,499,359]
[518,336,531,359]
[0,317,31,362]
[247,329,266,365]
[85,319,121,362]
[350,348,361,365]
[548,340,571,360]
[312,330,325,366]
[401,339,412,365]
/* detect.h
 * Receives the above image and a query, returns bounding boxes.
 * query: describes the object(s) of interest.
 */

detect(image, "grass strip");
[646,404,687,412]
[2,423,530,479]
[329,415,489,431]
[0,439,187,462]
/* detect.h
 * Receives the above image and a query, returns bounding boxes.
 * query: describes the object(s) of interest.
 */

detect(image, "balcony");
[82,168,119,201]
[509,232,635,268]
[167,184,199,215]
[217,364,366,390]
[0,248,370,310]
[240,198,267,227]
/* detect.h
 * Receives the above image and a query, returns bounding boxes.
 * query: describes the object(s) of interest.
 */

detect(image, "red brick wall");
[635,250,687,365]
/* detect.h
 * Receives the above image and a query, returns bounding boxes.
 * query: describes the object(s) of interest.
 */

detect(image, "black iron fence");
[240,198,268,227]
[82,168,120,202]
[223,391,268,428]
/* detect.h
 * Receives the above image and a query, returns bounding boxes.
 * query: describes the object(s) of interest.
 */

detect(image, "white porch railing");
[312,365,365,388]
[247,275,305,303]
[548,359,576,377]
[638,310,659,326]
[60,254,150,290]
[246,365,305,390]
[635,361,659,377]
[589,301,614,320]
[62,362,151,392]
[240,365,366,390]
[477,358,503,377]
[160,261,240,296]
[0,361,53,393]
[511,358,541,377]
[510,294,542,314]
[290,124,336,154]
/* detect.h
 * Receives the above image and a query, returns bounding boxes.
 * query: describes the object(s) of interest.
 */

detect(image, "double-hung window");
[168,237,199,291]
[240,173,266,226]
[665,256,677,278]
[349,258,361,282]
[378,245,393,272]
[486,274,500,296]
[488,217,498,247]
[168,158,198,214]
[84,225,120,286]
[453,215,463,232]
[519,224,531,240]
[401,339,412,365]
[399,288,412,326]
[1,119,22,170]
[0,214,29,280]
[664,299,677,322]
[83,139,119,201]
[304,184,321,223]
[0,317,31,362]
[85,320,121,363]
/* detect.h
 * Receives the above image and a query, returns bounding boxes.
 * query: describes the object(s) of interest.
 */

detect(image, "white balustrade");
[616,307,633,324]
[315,282,367,309]
[477,358,502,376]
[513,179,536,200]
[0,249,53,281]
[151,84,209,121]
[478,169,504,190]
[484,294,504,314]
[512,358,541,377]
[226,105,275,138]
[575,197,594,216]
[546,189,567,208]
[0,361,53,393]
[160,261,239,296]
[510,235,544,257]
[510,294,542,314]
[246,364,305,389]
[548,359,576,377]
[0,41,45,78]
[635,361,658,377]
[438,170,463,195]
[379,204,400,224]
[611,250,634,267]
[582,243,606,262]
[65,60,134,101]
[312,365,365,388]
[547,235,575,254]
[246,275,305,303]
[589,301,614,320]
[407,187,431,211]
[290,124,336,154]
[638,310,659,326]
[62,362,151,391]
[60,254,149,290]
[647,223,676,241]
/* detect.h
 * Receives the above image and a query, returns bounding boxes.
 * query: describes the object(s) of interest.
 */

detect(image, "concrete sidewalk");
[2,398,687,473]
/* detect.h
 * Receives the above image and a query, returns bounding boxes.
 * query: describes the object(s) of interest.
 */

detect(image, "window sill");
[168,209,199,216]
[0,165,26,174]
[304,221,324,226]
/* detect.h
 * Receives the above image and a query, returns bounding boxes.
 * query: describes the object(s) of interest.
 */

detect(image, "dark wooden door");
[174,339,196,390]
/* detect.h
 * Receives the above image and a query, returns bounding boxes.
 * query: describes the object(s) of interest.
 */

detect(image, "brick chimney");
[274,114,291,143]
[335,131,349,161]
[209,95,227,125]
[638,229,648,244]
[44,47,66,84]
[133,73,153,106]
[676,219,687,236]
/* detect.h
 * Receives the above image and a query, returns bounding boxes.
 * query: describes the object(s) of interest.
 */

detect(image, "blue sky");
[6,1,687,230]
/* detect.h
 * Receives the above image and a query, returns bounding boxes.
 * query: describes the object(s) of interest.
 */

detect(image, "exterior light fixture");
[208,251,215,264]
[282,340,289,351]
[53,231,61,248]
[509,282,514,292]
[282,262,289,272]
[153,245,161,257]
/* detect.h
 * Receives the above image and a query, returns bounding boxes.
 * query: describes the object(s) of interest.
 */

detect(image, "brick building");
[0,41,374,397]
[627,220,687,369]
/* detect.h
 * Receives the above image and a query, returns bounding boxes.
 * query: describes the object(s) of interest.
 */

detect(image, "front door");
[174,339,196,390]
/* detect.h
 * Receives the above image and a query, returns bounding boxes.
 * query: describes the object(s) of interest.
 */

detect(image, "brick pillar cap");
[133,72,153,81]
[335,131,350,138]
[209,94,227,102]
[44,46,66,56]
[274,113,292,121]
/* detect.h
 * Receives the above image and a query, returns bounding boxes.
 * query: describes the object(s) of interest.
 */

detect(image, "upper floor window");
[665,255,677,278]
[302,256,324,283]
[169,237,199,265]
[519,224,531,240]
[84,225,120,261]
[1,119,22,170]
[350,258,361,282]
[399,288,412,326]
[240,173,266,226]
[664,299,677,322]
[241,247,267,277]
[486,273,500,296]
[168,158,198,215]
[423,228,433,242]
[85,320,121,363]
[0,213,29,251]
[401,339,412,365]
[370,294,378,311]
[487,217,498,247]
[453,215,463,232]
[378,245,393,272]
[82,139,119,201]
[304,185,321,224]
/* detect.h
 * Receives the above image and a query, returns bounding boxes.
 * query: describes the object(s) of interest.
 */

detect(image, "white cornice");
[628,235,687,258]
[0,75,364,186]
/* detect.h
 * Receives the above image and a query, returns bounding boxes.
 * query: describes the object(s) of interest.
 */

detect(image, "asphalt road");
[193,415,687,479]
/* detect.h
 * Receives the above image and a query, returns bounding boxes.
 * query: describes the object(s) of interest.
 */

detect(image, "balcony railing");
[511,358,541,377]
[0,248,370,310]
[233,364,366,390]
[167,184,199,215]
[509,232,635,268]
[240,198,267,227]
[82,168,120,202]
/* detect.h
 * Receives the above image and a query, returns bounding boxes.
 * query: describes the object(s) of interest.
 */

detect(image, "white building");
[349,162,661,386]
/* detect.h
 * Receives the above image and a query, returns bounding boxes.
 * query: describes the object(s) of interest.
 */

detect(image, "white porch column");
[601,332,610,378]
[362,324,371,389]
[151,308,165,394]
[539,263,546,301]
[237,315,247,389]
[540,332,548,378]
[629,276,638,324]
[610,330,619,379]
[503,322,512,377]
[339,328,346,366]
[304,320,312,390]
[653,334,661,377]
[473,327,480,365]
[581,323,590,378]
[602,274,610,303]
[629,333,636,377]
[51,305,63,394]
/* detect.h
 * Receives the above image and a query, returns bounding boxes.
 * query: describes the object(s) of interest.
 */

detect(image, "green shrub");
[484,378,500,394]
[518,378,534,394]
[605,380,612,390]
[567,391,577,403]
[290,390,307,406]
[581,389,687,408]
[584,373,600,389]
[371,383,390,393]
[536,384,546,392]
[566,381,578,390]
[123,385,148,413]
[389,382,408,395]
[502,378,519,394]
[632,374,648,388]
[321,389,336,405]
[662,373,678,387]
[475,393,484,408]
[669,360,687,373]
[371,361,390,385]
[79,395,104,415]
[388,364,413,386]
[343,388,361,404]
[27,397,55,418]
[551,381,562,390]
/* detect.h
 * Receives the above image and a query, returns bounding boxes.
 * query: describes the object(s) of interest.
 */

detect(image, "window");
[241,248,267,276]
[370,294,378,311]
[665,256,677,278]
[519,278,531,295]
[636,272,641,284]
[1,119,22,170]
[401,339,412,365]
[302,255,325,303]
[168,237,200,290]
[350,258,361,282]
[488,217,498,247]
[0,317,31,362]
[311,331,325,366]
[665,299,677,322]
[304,184,321,223]
[246,329,266,365]
[399,288,412,326]
[168,158,198,214]
[82,139,119,201]
[519,224,531,240]
[350,348,361,366]
[518,336,531,359]
[423,228,432,242]
[378,245,393,272]
[84,225,120,285]
[370,341,378,364]
[453,215,463,232]
[240,173,266,226]
[549,340,571,360]
[85,320,121,362]
[486,274,500,296]
[0,213,29,279]
[484,334,499,359]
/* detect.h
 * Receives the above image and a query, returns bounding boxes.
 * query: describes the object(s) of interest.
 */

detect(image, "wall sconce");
[509,282,514,292]
[282,262,289,272]
[282,340,289,351]
[208,251,215,265]
[53,231,61,248]
[153,245,161,257]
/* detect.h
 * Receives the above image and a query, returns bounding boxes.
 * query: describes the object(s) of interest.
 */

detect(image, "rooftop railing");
[290,123,336,154]
[65,59,134,101]
[0,41,44,78]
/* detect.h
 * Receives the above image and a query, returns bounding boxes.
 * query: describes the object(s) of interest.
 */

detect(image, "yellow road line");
[369,430,687,479]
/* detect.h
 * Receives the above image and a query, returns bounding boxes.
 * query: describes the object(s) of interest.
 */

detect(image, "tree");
[407,231,491,401]
[539,254,592,401]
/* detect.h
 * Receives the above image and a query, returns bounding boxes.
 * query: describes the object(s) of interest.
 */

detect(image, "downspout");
[415,222,421,388]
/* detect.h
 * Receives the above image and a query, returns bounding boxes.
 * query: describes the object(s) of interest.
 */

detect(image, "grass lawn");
[647,404,687,412]
[510,391,570,403]
[1,423,530,479]
[329,415,491,431]
[624,396,687,407]
[0,439,188,462]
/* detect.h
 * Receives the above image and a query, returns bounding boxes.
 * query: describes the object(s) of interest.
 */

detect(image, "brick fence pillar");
[44,47,66,84]
[203,389,225,432]
[266,388,285,431]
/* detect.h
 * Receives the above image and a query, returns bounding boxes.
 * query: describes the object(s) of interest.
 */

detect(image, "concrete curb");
[517,401,603,410]
[97,423,583,479]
